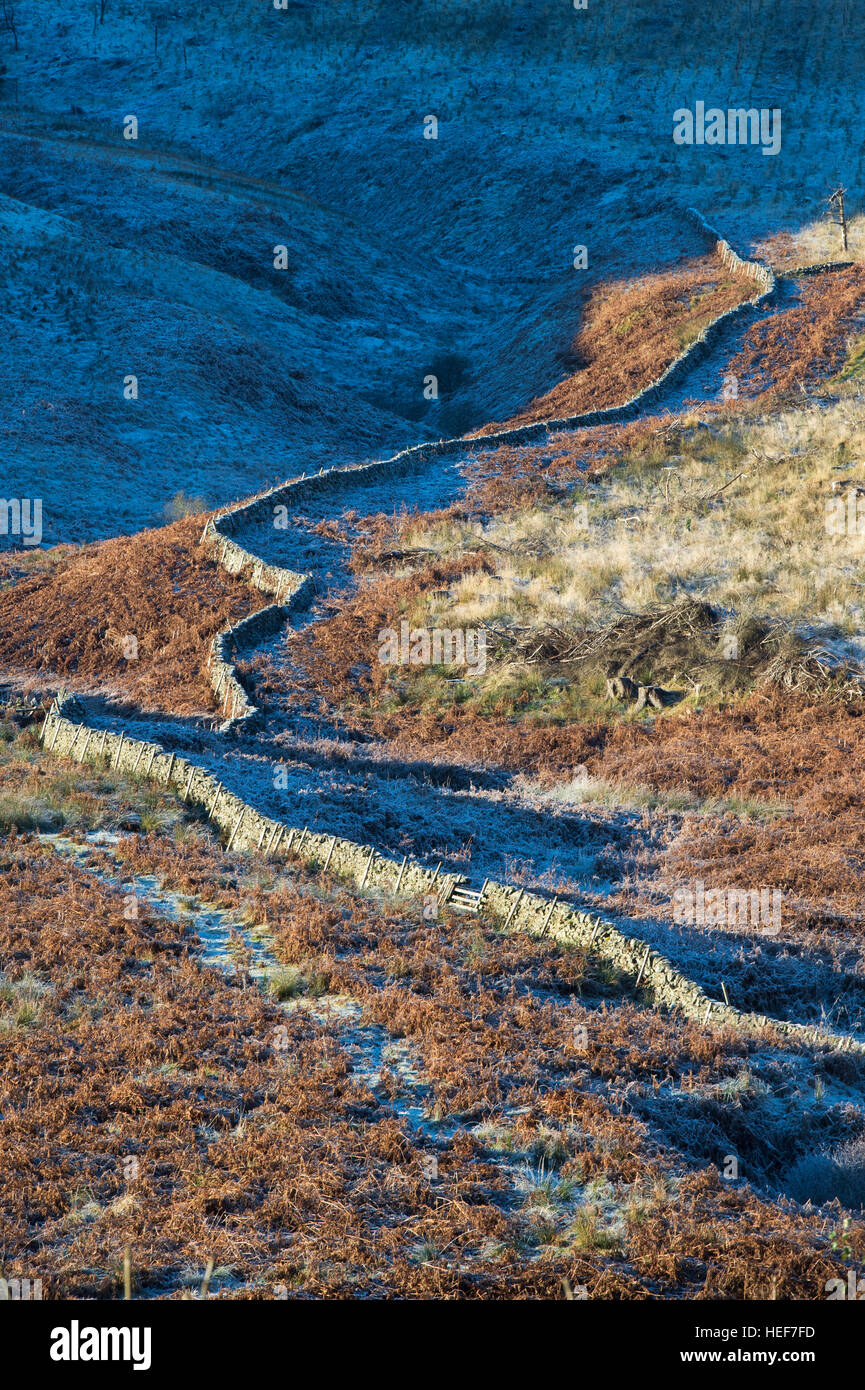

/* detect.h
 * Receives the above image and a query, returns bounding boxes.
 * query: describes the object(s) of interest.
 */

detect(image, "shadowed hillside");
[3,0,864,539]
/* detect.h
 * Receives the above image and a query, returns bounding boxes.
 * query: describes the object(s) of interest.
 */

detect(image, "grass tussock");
[784,1138,865,1209]
[755,217,865,271]
[0,727,188,835]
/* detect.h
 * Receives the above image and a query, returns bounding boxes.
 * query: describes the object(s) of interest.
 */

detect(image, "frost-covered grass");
[515,771,789,820]
[4,0,865,541]
[758,214,865,269]
[0,726,189,834]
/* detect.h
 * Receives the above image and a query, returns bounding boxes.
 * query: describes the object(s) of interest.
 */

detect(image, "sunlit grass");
[379,398,865,716]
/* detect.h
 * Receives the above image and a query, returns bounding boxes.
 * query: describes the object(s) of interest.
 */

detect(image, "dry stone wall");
[39,213,846,1054]
[200,517,314,735]
[40,695,865,1056]
[685,208,776,296]
[200,213,776,730]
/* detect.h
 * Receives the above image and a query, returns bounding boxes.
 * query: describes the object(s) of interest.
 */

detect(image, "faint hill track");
[0,118,355,222]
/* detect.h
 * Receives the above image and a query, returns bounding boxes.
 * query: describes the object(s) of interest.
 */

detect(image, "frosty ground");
[4,0,865,1301]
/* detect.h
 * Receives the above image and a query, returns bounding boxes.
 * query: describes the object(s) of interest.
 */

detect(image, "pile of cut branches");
[487,599,865,703]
